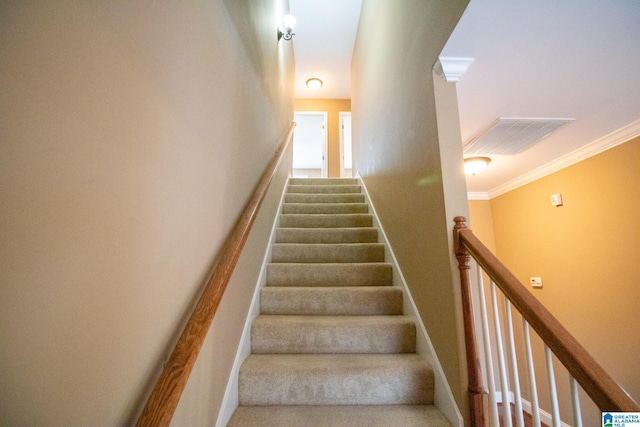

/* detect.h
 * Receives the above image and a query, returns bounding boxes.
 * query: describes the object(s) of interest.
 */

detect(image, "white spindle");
[505,301,525,427]
[477,266,500,427]
[491,281,513,427]
[570,375,583,427]
[522,320,541,427]
[545,345,562,427]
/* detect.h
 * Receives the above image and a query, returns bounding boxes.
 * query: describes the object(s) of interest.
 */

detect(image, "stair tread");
[228,405,452,427]
[240,353,431,370]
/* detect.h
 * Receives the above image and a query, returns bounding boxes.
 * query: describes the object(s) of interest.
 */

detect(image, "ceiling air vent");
[464,117,575,155]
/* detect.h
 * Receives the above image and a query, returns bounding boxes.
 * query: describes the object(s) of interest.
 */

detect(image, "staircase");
[227,178,452,426]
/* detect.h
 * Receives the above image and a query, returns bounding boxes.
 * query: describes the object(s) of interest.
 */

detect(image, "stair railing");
[453,217,639,426]
[135,122,295,427]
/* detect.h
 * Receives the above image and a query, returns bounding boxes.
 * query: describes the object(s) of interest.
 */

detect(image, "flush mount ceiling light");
[306,78,323,90]
[464,157,491,176]
[277,14,296,41]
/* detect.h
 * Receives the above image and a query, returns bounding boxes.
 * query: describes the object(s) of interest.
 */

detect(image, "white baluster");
[522,321,541,427]
[477,266,500,427]
[570,375,583,427]
[545,345,561,427]
[491,281,512,427]
[505,301,525,427]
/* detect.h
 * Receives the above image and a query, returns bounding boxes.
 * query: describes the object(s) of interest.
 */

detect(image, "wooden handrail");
[136,123,296,427]
[453,216,639,416]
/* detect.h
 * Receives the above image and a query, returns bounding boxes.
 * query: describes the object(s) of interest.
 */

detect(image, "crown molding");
[434,57,474,82]
[486,119,640,199]
[467,192,490,201]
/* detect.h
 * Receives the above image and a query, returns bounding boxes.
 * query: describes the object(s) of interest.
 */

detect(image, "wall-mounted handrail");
[453,216,639,424]
[136,123,296,427]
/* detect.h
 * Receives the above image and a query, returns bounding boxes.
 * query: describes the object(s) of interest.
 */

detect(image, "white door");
[340,112,352,178]
[293,112,328,178]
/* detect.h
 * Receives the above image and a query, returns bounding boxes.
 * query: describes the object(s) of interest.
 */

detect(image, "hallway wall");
[351,0,470,421]
[469,136,640,422]
[295,98,351,177]
[0,1,294,425]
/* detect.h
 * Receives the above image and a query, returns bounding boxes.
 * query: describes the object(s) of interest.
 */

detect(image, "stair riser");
[288,185,361,194]
[238,355,434,406]
[272,244,385,263]
[251,317,416,354]
[275,228,378,244]
[280,214,372,228]
[260,287,403,315]
[282,203,368,214]
[228,405,452,427]
[266,263,393,287]
[284,194,365,204]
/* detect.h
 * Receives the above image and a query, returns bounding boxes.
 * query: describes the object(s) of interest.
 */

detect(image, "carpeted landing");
[227,178,452,426]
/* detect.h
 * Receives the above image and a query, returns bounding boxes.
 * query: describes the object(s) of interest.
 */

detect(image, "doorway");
[292,112,328,178]
[339,112,352,178]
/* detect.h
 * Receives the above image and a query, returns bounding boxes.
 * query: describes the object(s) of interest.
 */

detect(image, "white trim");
[358,174,464,427]
[467,192,490,201]
[215,176,291,427]
[434,57,474,83]
[293,111,329,178]
[338,111,352,178]
[485,119,640,199]
[495,392,572,427]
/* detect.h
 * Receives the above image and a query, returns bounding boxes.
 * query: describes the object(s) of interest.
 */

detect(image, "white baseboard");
[494,391,571,427]
[215,176,291,427]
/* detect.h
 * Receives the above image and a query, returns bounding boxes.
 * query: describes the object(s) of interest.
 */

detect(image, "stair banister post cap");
[453,217,469,257]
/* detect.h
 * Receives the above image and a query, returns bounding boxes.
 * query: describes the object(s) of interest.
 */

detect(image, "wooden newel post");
[454,217,488,427]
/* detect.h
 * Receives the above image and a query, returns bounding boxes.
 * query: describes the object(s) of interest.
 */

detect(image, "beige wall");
[469,137,640,422]
[351,0,470,421]
[294,98,351,177]
[0,1,294,426]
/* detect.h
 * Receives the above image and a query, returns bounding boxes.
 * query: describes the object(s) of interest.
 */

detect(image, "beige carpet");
[227,178,452,426]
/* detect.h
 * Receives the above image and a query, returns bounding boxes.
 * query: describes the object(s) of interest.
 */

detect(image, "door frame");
[339,111,352,178]
[293,111,328,178]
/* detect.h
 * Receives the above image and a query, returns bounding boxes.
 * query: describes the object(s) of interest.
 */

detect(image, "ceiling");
[289,0,361,99]
[289,0,640,198]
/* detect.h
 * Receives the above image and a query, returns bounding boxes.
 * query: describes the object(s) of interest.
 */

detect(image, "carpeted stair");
[227,178,452,426]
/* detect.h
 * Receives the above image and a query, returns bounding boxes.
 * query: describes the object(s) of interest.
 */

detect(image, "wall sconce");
[306,78,323,90]
[464,157,491,176]
[278,14,296,41]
